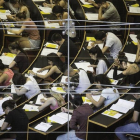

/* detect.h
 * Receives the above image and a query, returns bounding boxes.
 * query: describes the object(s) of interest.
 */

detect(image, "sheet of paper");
[35,94,47,105]
[51,87,66,93]
[85,13,98,20]
[124,52,136,62]
[11,84,16,93]
[88,42,103,50]
[44,21,60,28]
[129,34,138,43]
[75,62,94,72]
[0,55,15,65]
[110,104,129,113]
[61,76,68,83]
[80,0,92,4]
[32,67,48,76]
[7,28,21,35]
[34,122,52,132]
[92,95,100,102]
[45,42,58,49]
[49,115,67,124]
[102,110,122,119]
[41,48,58,56]
[39,7,52,13]
[129,6,140,13]
[56,112,72,121]
[0,118,5,127]
[107,69,122,79]
[23,104,39,112]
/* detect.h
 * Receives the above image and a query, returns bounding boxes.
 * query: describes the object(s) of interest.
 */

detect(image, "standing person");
[7,11,41,49]
[8,42,29,73]
[95,31,122,64]
[1,100,29,140]
[56,95,93,140]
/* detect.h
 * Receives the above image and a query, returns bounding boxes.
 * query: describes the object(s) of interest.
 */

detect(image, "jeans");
[56,130,84,140]
[115,122,140,140]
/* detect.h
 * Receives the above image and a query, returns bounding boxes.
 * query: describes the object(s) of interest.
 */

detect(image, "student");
[7,0,30,21]
[13,73,40,99]
[52,6,76,40]
[7,12,41,49]
[96,0,120,28]
[38,93,65,111]
[86,74,119,110]
[8,42,29,73]
[63,65,91,94]
[56,94,93,140]
[0,60,14,86]
[136,34,140,62]
[88,45,110,75]
[95,31,122,64]
[113,52,140,85]
[29,53,64,80]
[115,93,140,140]
[51,33,78,63]
[1,100,28,140]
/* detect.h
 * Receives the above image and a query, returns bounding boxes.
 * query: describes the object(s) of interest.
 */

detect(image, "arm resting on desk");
[8,25,25,35]
[1,122,8,131]
[14,86,28,96]
[98,6,106,20]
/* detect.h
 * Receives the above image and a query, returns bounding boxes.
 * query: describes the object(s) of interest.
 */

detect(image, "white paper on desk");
[7,28,21,35]
[0,15,8,19]
[23,104,39,111]
[102,111,122,119]
[110,104,129,113]
[11,84,16,93]
[39,7,52,13]
[129,7,140,13]
[51,87,66,93]
[74,62,94,72]
[124,52,136,62]
[44,21,60,28]
[80,0,92,4]
[49,115,67,124]
[35,94,47,105]
[32,67,48,76]
[88,42,103,50]
[107,69,122,79]
[92,95,100,102]
[56,112,72,121]
[61,76,68,83]
[0,55,15,65]
[0,118,5,127]
[41,48,58,56]
[129,34,138,43]
[85,13,98,20]
[34,122,52,132]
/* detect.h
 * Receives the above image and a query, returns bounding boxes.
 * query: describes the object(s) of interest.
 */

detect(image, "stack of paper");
[107,69,122,79]
[49,112,72,124]
[34,122,52,132]
[41,48,58,56]
[0,118,5,127]
[45,42,58,49]
[74,62,94,72]
[44,21,60,28]
[51,87,66,93]
[35,94,47,105]
[23,104,39,111]
[110,99,135,113]
[129,7,140,13]
[85,13,98,20]
[129,34,138,43]
[39,7,52,13]
[88,42,103,50]
[32,67,48,76]
[124,52,136,62]
[0,54,16,65]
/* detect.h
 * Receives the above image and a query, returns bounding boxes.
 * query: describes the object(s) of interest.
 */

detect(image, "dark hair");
[72,95,83,109]
[51,33,62,42]
[94,74,111,86]
[0,59,5,70]
[95,31,106,40]
[88,45,110,67]
[8,42,27,56]
[16,11,26,19]
[13,73,27,85]
[52,5,64,14]
[118,52,128,65]
[47,53,64,70]
[137,34,140,40]
[2,100,15,110]
[95,0,107,4]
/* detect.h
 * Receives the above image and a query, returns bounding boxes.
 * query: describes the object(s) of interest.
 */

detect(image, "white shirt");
[96,60,108,75]
[0,97,12,115]
[22,76,40,99]
[76,69,91,94]
[101,88,119,106]
[105,32,122,59]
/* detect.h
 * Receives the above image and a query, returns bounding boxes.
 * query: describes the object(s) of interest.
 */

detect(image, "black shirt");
[14,52,29,73]
[58,38,78,63]
[5,108,29,140]
[134,99,140,125]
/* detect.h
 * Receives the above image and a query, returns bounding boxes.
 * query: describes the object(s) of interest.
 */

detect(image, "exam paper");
[23,104,39,111]
[41,48,58,56]
[102,110,122,119]
[124,52,136,62]
[32,67,48,76]
[34,122,52,132]
[129,34,138,43]
[129,7,140,13]
[107,69,122,79]
[35,94,47,105]
[44,21,60,28]
[39,7,52,13]
[85,13,98,20]
[7,28,21,35]
[0,55,15,65]
[61,76,68,83]
[110,104,129,113]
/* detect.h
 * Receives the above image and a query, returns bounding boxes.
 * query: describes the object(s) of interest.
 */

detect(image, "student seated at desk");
[115,93,140,140]
[8,42,29,73]
[38,93,65,111]
[113,52,140,85]
[96,0,120,28]
[56,94,93,140]
[7,11,41,49]
[7,0,30,21]
[52,6,76,41]
[1,100,28,140]
[51,33,78,63]
[86,74,119,110]
[0,60,14,86]
[95,31,122,64]
[88,45,110,75]
[13,73,40,99]
[29,53,64,80]
[63,65,91,94]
